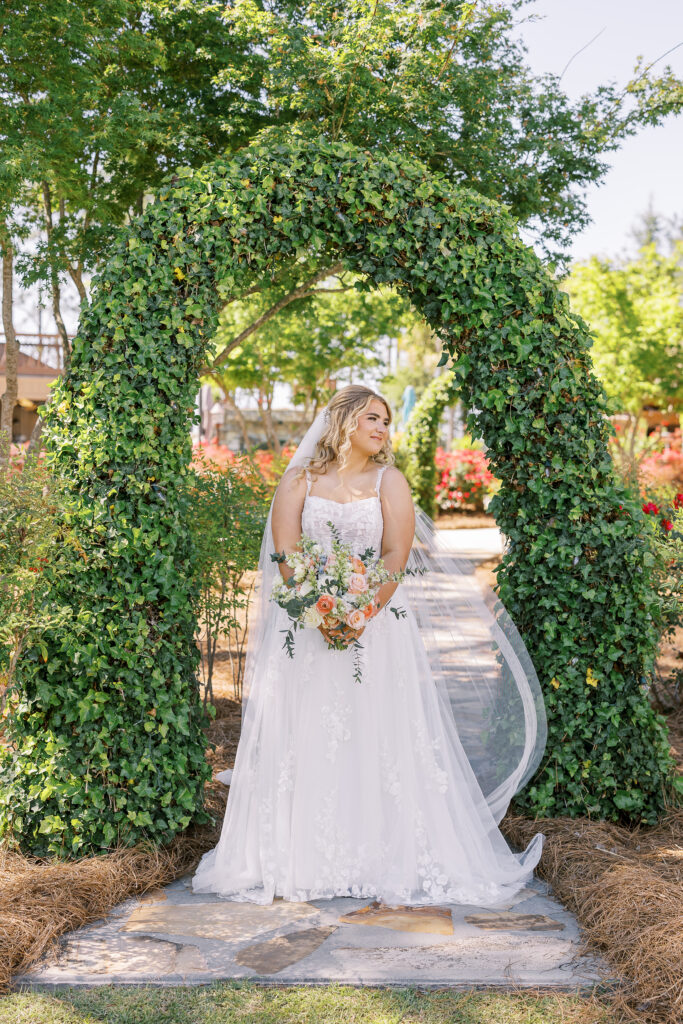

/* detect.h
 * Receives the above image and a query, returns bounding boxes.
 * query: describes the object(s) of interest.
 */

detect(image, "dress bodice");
[301,464,386,558]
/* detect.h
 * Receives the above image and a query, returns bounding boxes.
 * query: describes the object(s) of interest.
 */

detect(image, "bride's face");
[347,398,390,457]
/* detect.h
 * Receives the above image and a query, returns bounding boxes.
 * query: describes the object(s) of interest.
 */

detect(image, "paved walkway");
[16,874,609,990]
[435,526,504,563]
[16,526,612,992]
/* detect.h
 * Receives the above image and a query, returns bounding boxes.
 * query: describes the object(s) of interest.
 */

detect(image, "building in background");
[0,341,62,442]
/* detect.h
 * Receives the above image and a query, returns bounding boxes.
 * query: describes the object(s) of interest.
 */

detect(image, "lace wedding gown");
[192,463,544,906]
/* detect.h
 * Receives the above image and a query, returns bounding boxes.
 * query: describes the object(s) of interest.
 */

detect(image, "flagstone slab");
[338,901,454,934]
[235,926,339,974]
[464,911,565,931]
[139,888,168,904]
[25,932,207,981]
[122,899,317,944]
[323,933,589,986]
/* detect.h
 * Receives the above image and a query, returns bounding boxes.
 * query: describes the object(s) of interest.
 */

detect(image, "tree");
[380,322,443,415]
[0,0,265,370]
[207,0,683,262]
[2,0,682,377]
[564,235,683,476]
[209,270,412,450]
[0,220,18,464]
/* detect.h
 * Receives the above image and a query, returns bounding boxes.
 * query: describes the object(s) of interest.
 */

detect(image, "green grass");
[0,983,617,1024]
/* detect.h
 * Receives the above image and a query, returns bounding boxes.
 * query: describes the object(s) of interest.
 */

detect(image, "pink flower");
[661,519,673,531]
[348,573,368,594]
[345,608,365,630]
[316,594,335,614]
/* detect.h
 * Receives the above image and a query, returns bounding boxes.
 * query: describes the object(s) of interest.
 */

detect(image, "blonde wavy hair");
[293,385,395,484]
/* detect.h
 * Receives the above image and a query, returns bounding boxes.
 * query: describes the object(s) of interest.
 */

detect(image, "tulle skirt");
[192,588,544,906]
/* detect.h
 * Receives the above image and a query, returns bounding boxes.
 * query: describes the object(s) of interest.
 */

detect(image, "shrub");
[0,447,74,698]
[187,450,270,705]
[398,372,458,517]
[435,443,498,513]
[643,490,683,714]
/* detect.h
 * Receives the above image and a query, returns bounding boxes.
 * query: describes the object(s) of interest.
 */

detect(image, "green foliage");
[2,136,676,856]
[398,373,460,517]
[0,450,75,694]
[564,240,683,417]
[210,271,410,421]
[3,0,682,306]
[187,452,270,705]
[208,0,683,262]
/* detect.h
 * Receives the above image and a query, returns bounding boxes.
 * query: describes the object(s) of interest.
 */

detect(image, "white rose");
[299,580,313,597]
[302,606,323,628]
[293,565,306,582]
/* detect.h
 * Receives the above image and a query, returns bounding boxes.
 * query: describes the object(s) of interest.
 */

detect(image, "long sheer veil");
[239,402,547,826]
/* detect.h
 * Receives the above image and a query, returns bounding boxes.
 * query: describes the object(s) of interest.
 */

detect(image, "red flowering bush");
[434,445,498,513]
[642,490,683,709]
[190,442,295,488]
[640,489,683,535]
[633,428,683,490]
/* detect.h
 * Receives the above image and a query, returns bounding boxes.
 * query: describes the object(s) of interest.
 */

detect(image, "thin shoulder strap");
[303,466,312,494]
[375,463,387,497]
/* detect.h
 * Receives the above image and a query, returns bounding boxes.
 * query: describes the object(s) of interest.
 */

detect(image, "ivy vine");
[1,135,676,856]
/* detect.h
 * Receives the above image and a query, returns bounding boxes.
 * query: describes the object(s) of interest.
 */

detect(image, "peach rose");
[346,608,365,630]
[316,594,335,615]
[348,572,368,594]
[362,601,376,619]
[350,557,366,575]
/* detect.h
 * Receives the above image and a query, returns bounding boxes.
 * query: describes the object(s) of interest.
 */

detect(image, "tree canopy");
[564,238,683,418]
[2,0,682,306]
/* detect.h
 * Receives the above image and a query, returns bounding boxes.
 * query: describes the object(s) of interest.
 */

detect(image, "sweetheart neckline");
[305,493,380,507]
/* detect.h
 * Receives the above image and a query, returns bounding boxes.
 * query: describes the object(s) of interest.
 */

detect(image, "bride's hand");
[319,622,365,647]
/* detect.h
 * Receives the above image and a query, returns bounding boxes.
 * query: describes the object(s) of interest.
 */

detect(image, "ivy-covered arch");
[1,137,675,856]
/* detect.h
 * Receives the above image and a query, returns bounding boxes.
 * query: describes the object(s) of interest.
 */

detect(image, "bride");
[192,384,547,906]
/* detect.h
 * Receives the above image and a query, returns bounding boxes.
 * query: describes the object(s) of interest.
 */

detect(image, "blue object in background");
[400,384,416,427]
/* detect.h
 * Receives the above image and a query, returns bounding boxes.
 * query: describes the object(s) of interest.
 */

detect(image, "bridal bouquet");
[270,521,415,683]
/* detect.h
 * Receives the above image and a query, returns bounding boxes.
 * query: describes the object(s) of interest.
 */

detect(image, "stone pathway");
[16,525,612,992]
[435,525,504,563]
[16,874,609,989]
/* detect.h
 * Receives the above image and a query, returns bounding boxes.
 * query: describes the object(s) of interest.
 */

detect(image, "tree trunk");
[222,388,251,451]
[42,181,72,370]
[0,220,18,469]
[257,388,281,455]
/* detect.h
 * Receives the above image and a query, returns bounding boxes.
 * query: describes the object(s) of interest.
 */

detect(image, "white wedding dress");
[192,463,544,906]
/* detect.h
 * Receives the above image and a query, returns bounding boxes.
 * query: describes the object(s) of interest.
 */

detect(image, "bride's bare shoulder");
[278,464,307,493]
[381,464,410,488]
[380,464,413,505]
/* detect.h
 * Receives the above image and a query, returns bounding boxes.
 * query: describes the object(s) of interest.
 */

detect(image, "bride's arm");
[373,466,415,616]
[271,468,307,585]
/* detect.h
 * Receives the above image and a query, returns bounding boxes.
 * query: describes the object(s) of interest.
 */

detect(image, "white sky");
[517,0,683,262]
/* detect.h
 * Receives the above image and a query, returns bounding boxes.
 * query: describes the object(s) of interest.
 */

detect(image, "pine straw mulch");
[501,808,683,1024]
